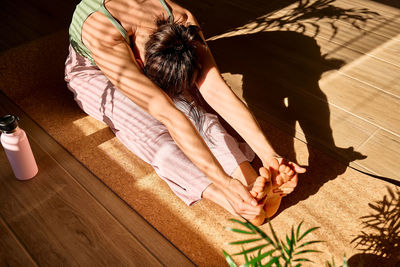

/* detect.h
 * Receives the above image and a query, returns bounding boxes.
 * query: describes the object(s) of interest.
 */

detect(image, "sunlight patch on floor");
[320,33,400,85]
[221,73,245,103]
[207,0,377,41]
[72,115,107,136]
[97,138,148,176]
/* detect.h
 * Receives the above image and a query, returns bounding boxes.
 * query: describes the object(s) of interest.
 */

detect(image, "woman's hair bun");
[144,17,206,98]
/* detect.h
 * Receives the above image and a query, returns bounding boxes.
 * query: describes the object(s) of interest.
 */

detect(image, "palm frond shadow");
[349,187,400,266]
[236,0,379,40]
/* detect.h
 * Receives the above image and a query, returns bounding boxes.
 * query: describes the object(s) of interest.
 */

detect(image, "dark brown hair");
[144,17,206,102]
[144,18,217,142]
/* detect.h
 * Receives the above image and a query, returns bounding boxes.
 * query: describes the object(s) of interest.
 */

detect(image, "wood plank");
[211,0,400,181]
[366,34,400,66]
[213,34,378,163]
[0,91,194,266]
[0,217,37,266]
[222,72,378,164]
[0,138,163,266]
[355,129,400,180]
[324,1,400,40]
[259,28,400,107]
[338,53,400,97]
[248,99,377,161]
[310,17,400,57]
[319,70,400,135]
[209,0,400,66]
[346,0,400,17]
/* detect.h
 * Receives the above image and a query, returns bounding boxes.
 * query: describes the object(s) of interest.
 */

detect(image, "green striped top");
[69,0,174,65]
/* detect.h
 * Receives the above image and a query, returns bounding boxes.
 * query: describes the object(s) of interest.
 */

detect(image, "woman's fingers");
[224,179,266,219]
[229,178,258,206]
[259,167,270,180]
[281,173,291,183]
[230,198,263,218]
[289,162,306,173]
[275,175,284,186]
[273,187,293,195]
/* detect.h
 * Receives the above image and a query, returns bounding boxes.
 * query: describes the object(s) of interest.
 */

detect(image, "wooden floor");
[186,0,400,181]
[0,0,399,265]
[0,92,194,266]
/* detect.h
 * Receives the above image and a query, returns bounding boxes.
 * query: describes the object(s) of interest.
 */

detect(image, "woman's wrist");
[219,175,233,189]
[261,153,282,167]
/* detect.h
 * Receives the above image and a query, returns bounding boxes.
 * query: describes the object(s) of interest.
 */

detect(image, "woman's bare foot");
[263,194,282,218]
[272,158,297,196]
[250,159,295,224]
[261,158,301,219]
[248,167,272,226]
[249,167,272,200]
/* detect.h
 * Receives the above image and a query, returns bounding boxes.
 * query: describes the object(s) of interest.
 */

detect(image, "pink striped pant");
[64,45,254,205]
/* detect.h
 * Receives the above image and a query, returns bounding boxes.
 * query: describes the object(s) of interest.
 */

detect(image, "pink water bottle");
[0,115,38,180]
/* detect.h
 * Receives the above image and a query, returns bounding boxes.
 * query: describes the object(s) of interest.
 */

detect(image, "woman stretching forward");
[65,0,306,225]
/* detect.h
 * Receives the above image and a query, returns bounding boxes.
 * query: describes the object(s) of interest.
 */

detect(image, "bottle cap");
[0,115,20,133]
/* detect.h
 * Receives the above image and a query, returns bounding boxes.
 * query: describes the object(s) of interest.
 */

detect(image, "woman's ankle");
[231,161,258,186]
[202,183,236,215]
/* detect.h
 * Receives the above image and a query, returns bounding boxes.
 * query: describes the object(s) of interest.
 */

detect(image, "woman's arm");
[194,34,306,179]
[195,43,278,166]
[81,13,260,215]
[184,12,278,165]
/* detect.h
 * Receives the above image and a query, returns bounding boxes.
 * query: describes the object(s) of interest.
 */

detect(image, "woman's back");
[71,0,193,65]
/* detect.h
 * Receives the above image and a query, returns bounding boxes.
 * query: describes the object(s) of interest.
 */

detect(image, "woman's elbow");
[147,95,180,126]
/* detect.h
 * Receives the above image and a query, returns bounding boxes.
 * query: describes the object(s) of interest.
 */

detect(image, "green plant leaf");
[243,245,250,263]
[326,256,335,267]
[223,250,238,267]
[252,250,260,267]
[296,221,304,240]
[230,238,263,245]
[342,254,348,267]
[240,249,276,267]
[286,232,294,256]
[267,220,281,247]
[278,241,289,263]
[294,249,321,255]
[227,227,255,235]
[294,264,301,267]
[286,234,292,251]
[291,226,295,247]
[282,241,290,258]
[262,256,280,267]
[233,244,268,256]
[297,240,324,249]
[230,219,257,232]
[298,227,320,242]
[244,219,275,246]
